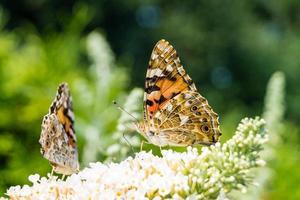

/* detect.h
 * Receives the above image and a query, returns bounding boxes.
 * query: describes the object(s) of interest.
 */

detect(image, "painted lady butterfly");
[39,83,79,175]
[136,39,221,146]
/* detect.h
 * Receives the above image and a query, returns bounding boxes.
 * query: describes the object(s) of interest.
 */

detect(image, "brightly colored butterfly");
[39,82,79,175]
[136,39,221,146]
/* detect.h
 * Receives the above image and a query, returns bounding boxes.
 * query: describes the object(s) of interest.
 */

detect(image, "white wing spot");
[184,101,192,107]
[183,93,192,99]
[178,66,185,74]
[68,110,75,120]
[174,58,180,65]
[154,111,162,120]
[166,104,173,111]
[179,114,189,126]
[148,68,163,77]
[166,64,173,72]
[157,42,165,50]
[151,53,158,60]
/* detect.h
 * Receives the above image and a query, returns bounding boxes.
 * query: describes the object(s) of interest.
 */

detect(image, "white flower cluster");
[263,71,285,145]
[234,71,285,200]
[3,117,267,200]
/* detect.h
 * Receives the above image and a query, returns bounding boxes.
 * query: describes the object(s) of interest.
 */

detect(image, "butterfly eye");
[201,125,210,133]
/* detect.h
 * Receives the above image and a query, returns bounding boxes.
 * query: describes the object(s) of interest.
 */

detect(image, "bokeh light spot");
[210,66,232,89]
[135,5,160,28]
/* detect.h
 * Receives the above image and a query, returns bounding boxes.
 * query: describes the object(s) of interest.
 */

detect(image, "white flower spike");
[3,117,267,200]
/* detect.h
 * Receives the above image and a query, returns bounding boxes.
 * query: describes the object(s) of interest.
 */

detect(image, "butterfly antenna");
[113,100,139,124]
[122,132,135,155]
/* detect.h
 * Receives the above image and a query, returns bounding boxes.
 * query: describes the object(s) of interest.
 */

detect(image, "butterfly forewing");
[144,39,197,121]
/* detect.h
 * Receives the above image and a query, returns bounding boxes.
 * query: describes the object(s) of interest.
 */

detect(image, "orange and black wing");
[144,39,197,121]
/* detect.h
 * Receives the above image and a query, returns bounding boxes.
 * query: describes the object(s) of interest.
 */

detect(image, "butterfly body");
[39,83,79,175]
[137,39,221,147]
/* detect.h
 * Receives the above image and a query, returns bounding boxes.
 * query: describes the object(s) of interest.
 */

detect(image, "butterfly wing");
[39,83,79,175]
[152,91,221,146]
[143,39,221,146]
[144,39,197,121]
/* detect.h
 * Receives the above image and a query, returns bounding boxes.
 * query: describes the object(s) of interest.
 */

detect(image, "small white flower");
[28,174,40,184]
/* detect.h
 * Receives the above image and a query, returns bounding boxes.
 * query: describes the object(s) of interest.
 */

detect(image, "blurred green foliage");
[0,0,299,198]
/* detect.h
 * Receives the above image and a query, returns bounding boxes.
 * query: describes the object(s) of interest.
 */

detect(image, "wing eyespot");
[201,125,210,133]
[191,105,197,111]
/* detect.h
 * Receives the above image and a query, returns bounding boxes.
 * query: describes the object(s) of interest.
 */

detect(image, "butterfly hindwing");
[152,91,220,146]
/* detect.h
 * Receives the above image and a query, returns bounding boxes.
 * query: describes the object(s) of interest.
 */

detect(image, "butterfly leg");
[61,175,66,180]
[48,168,55,180]
[158,145,164,155]
[50,168,54,177]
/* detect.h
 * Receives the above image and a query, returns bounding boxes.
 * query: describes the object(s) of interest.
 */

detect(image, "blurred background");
[0,0,299,199]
